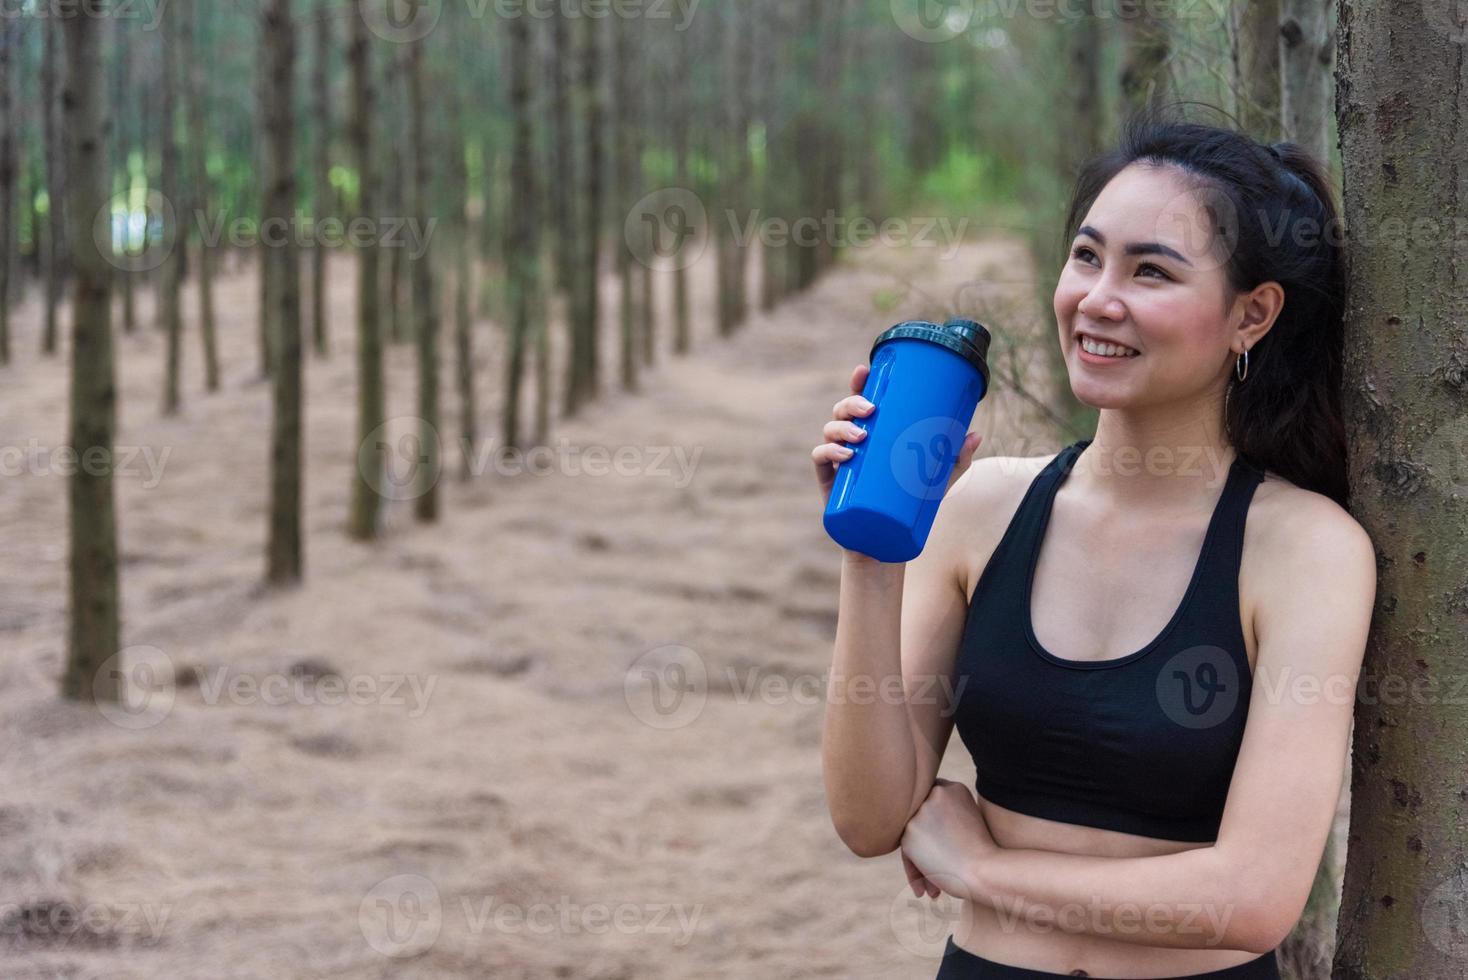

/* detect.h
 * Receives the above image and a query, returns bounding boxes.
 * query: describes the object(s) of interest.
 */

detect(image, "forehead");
[1081,162,1217,262]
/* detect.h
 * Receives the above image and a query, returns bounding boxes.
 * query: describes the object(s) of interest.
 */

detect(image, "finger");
[822,419,868,444]
[813,443,856,468]
[832,394,876,422]
[850,363,869,396]
[901,852,924,898]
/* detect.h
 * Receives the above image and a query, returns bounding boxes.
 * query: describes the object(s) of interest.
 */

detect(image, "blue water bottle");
[823,318,992,562]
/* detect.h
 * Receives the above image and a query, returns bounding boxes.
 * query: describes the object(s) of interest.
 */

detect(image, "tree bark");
[1117,0,1172,113]
[407,35,439,523]
[347,0,383,542]
[263,0,303,584]
[1236,0,1282,141]
[160,1,183,415]
[1334,0,1468,976]
[1280,0,1333,164]
[614,11,637,391]
[502,8,537,452]
[311,0,332,358]
[110,12,136,336]
[182,0,220,392]
[60,4,121,703]
[0,20,15,365]
[42,18,66,356]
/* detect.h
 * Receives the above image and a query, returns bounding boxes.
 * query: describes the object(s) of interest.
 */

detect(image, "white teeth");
[1080,334,1138,357]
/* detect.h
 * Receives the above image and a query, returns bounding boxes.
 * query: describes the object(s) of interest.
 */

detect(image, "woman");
[813,111,1376,979]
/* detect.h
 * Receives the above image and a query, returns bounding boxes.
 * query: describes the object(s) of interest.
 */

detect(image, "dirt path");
[0,233,1065,978]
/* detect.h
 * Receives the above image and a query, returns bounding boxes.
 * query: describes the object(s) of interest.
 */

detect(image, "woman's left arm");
[902,501,1377,955]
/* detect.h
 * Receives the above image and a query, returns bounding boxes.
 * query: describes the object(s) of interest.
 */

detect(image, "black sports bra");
[950,439,1266,843]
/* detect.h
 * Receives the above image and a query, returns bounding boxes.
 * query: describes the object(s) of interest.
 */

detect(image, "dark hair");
[1061,105,1347,507]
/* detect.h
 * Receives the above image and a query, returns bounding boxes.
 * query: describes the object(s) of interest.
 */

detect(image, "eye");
[1138,263,1171,280]
[1070,245,1097,264]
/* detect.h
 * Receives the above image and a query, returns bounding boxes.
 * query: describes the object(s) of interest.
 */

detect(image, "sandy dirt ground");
[0,232,1345,978]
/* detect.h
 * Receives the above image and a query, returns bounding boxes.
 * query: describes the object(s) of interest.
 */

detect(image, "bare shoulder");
[939,449,1063,597]
[1244,470,1378,643]
[1248,470,1375,567]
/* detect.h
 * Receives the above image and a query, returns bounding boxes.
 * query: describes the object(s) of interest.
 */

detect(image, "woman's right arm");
[813,364,984,858]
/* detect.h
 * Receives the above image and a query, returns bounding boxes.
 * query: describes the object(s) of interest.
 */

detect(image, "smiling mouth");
[1076,332,1140,358]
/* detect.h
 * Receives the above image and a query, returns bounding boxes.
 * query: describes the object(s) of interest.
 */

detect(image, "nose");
[1076,276,1126,323]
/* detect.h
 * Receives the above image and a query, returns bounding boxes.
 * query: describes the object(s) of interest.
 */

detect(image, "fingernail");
[858,399,874,412]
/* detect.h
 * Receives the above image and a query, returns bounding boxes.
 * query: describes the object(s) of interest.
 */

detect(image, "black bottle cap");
[871,317,991,386]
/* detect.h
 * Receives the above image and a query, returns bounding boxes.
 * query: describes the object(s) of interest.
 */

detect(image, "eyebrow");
[1076,225,1193,267]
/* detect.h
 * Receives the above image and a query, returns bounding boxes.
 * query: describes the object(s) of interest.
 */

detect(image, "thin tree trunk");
[263,0,302,584]
[60,8,120,703]
[256,23,274,379]
[502,10,535,452]
[0,20,14,366]
[452,117,477,481]
[670,27,690,356]
[42,19,65,356]
[311,0,331,358]
[550,9,576,301]
[347,0,383,542]
[1334,0,1468,975]
[614,12,637,391]
[407,35,439,523]
[1236,0,1282,141]
[1280,0,1332,165]
[160,2,183,415]
[182,0,219,392]
[111,12,136,337]
[1117,0,1172,113]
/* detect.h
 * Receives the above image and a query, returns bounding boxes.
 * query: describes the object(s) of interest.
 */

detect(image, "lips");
[1076,331,1140,357]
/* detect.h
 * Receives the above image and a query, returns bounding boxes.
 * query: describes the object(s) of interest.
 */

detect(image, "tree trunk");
[550,9,576,301]
[182,0,219,392]
[160,1,183,415]
[263,0,303,585]
[452,116,477,481]
[42,18,66,356]
[1117,0,1172,113]
[110,12,136,336]
[1280,0,1333,165]
[502,9,536,452]
[614,11,637,392]
[0,20,14,366]
[1334,1,1468,976]
[407,35,439,523]
[670,25,690,357]
[1236,0,1282,141]
[311,0,331,358]
[347,0,383,542]
[60,7,121,703]
[255,34,273,379]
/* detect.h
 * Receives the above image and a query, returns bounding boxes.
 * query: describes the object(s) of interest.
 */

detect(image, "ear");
[1233,280,1285,351]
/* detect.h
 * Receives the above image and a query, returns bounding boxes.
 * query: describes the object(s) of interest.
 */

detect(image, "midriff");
[950,801,1261,977]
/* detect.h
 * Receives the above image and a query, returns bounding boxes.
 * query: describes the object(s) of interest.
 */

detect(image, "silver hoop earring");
[1235,347,1249,382]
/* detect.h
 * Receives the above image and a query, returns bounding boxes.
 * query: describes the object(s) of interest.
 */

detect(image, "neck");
[1071,402,1235,510]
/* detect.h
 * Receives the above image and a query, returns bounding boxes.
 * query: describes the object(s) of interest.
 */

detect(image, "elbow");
[829,814,904,859]
[1226,875,1300,956]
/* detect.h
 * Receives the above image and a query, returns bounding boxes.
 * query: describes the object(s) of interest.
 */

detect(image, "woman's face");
[1053,162,1242,411]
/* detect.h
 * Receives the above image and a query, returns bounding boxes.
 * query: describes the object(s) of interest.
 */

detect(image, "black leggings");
[934,937,1282,980]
